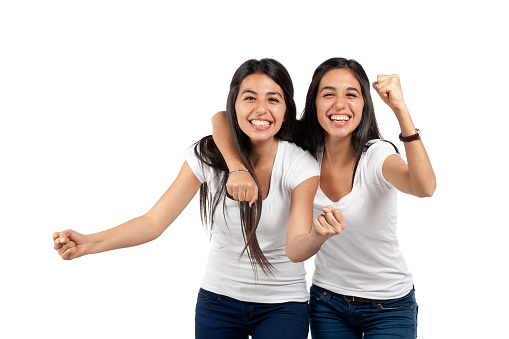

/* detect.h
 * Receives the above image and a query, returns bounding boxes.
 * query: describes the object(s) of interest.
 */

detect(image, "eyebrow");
[241,89,283,98]
[319,86,361,94]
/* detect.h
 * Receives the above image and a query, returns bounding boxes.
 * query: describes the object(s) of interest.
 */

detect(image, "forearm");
[396,107,436,197]
[211,111,245,171]
[88,214,162,255]
[286,233,324,263]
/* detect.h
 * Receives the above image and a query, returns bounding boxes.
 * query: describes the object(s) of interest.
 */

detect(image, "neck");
[323,134,355,165]
[249,137,278,167]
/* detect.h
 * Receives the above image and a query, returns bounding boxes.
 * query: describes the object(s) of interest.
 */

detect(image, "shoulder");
[279,140,319,167]
[278,140,320,190]
[365,139,397,153]
[362,139,399,188]
[364,139,398,162]
[184,138,219,184]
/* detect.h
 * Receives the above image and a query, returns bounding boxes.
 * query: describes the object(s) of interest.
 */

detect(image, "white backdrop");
[1,1,507,338]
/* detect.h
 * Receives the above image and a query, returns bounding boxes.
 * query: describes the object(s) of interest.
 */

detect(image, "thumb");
[59,229,74,243]
[322,205,334,214]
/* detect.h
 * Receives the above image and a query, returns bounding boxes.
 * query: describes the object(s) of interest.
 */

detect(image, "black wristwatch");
[399,129,421,142]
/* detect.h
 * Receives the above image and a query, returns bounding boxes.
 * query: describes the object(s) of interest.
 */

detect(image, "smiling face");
[235,73,286,144]
[315,68,364,142]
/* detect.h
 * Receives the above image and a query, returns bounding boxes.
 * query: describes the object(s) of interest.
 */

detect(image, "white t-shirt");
[185,139,319,303]
[312,140,413,300]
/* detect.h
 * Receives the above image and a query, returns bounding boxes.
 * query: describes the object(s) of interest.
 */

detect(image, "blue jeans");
[195,288,309,339]
[309,284,418,338]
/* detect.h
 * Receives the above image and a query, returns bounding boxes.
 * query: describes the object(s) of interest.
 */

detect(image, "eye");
[244,96,256,101]
[268,97,280,103]
[323,92,334,98]
[346,93,358,98]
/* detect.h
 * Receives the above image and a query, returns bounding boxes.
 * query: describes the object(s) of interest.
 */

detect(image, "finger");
[249,185,259,207]
[226,185,235,198]
[312,218,326,236]
[377,75,401,93]
[376,74,393,87]
[57,241,76,257]
[323,212,342,233]
[323,211,340,227]
[332,209,345,226]
[315,215,333,235]
[375,78,391,96]
[58,230,73,243]
[243,186,253,203]
[376,74,391,82]
[61,246,78,260]
[54,238,63,250]
[230,186,239,200]
[237,188,246,202]
[53,232,60,241]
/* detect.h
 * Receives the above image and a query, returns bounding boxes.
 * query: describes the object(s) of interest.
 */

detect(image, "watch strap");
[399,129,421,142]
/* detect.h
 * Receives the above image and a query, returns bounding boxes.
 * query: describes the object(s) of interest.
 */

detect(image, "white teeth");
[329,114,350,122]
[250,120,271,127]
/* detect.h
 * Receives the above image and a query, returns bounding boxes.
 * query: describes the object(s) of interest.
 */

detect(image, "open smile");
[249,119,273,130]
[328,114,351,125]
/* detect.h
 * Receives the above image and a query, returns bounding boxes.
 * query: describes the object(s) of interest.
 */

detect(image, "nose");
[334,96,346,110]
[255,101,268,114]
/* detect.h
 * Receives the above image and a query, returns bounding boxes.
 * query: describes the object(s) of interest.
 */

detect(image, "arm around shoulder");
[211,111,259,205]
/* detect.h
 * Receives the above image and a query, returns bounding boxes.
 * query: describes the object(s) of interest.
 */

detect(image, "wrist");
[225,160,246,172]
[396,111,416,136]
[310,231,327,246]
[229,169,249,175]
[87,233,106,255]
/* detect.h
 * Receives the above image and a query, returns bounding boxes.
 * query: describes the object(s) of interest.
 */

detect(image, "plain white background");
[1,1,507,338]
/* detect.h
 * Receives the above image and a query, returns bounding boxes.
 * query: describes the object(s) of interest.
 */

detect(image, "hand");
[226,170,258,207]
[53,229,90,260]
[373,74,408,114]
[311,205,345,242]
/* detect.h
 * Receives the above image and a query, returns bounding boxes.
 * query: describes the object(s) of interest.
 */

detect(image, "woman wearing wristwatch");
[212,57,436,338]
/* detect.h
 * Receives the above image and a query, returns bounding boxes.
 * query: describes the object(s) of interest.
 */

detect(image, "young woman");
[211,57,436,338]
[53,58,345,339]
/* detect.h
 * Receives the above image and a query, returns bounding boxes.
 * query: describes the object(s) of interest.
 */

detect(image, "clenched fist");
[311,205,345,242]
[53,229,90,260]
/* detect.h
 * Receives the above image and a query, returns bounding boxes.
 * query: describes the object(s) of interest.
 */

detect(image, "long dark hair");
[297,57,398,186]
[194,58,296,276]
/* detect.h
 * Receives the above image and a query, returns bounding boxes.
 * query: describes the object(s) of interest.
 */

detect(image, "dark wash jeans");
[195,288,309,339]
[310,284,418,338]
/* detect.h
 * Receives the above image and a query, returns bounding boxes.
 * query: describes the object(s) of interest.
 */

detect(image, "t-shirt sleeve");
[366,141,399,189]
[184,144,208,184]
[284,144,320,191]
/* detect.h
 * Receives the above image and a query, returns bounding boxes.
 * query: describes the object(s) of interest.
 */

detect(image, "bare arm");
[374,75,437,198]
[53,161,201,259]
[211,111,258,205]
[285,177,345,262]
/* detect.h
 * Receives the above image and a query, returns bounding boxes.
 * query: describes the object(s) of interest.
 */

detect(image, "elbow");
[211,111,226,124]
[415,181,437,198]
[285,247,304,263]
[143,214,166,241]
